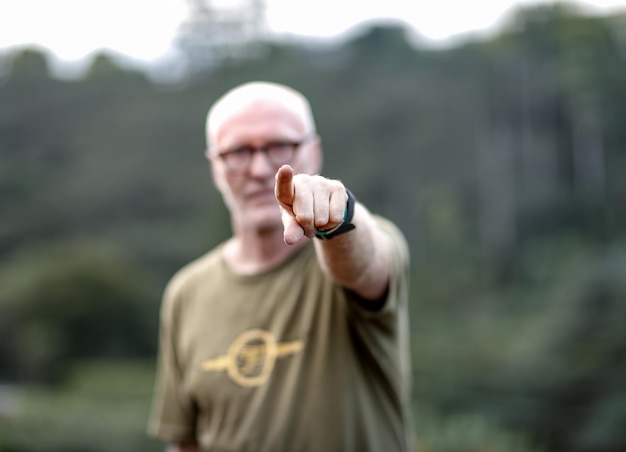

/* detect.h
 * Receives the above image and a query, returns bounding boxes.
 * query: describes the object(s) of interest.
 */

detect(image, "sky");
[1,0,625,66]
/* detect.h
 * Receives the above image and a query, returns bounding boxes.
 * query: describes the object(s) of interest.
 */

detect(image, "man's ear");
[208,157,226,192]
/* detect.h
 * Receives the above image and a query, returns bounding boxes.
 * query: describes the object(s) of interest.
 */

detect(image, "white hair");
[205,81,316,147]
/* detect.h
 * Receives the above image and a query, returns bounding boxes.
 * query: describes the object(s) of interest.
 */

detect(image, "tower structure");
[177,0,266,74]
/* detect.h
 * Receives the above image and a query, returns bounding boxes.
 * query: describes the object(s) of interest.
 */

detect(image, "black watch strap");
[315,189,356,240]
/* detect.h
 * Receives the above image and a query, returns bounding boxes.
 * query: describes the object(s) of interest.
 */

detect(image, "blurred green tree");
[0,242,158,383]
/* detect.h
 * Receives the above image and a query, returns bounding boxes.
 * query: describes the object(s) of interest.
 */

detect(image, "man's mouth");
[245,189,276,204]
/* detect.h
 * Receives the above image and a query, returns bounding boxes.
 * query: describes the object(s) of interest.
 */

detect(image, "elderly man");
[148,81,413,451]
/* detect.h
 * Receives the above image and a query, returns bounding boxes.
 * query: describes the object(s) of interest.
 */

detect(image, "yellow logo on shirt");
[201,329,304,387]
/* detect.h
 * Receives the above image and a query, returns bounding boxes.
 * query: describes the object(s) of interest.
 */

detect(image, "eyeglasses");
[211,135,314,173]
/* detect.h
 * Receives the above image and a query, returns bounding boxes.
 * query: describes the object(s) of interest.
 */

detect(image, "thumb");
[280,206,305,245]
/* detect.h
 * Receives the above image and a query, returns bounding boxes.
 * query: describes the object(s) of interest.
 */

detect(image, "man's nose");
[248,149,274,177]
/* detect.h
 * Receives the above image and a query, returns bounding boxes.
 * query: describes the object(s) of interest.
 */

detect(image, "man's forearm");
[313,202,391,302]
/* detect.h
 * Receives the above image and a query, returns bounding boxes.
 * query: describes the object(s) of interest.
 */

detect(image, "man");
[148,81,413,451]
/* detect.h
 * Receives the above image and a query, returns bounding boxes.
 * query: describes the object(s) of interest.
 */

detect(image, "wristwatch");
[315,189,356,240]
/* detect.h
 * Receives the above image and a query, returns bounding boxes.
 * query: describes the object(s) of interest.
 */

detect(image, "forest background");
[1,2,626,451]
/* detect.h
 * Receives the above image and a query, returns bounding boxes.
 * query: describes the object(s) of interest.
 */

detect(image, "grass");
[0,360,163,452]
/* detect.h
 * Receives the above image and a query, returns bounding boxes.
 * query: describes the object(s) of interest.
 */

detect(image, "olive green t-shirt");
[148,216,412,451]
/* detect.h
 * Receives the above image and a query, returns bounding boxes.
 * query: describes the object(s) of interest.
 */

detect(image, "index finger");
[274,164,295,208]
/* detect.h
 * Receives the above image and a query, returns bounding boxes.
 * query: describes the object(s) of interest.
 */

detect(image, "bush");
[414,409,543,452]
[0,241,159,383]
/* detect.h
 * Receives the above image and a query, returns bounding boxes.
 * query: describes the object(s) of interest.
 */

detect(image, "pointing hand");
[274,165,348,245]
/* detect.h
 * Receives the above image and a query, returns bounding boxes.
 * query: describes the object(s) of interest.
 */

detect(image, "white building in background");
[177,0,267,74]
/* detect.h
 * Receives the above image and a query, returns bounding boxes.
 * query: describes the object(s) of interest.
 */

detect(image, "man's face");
[209,99,320,232]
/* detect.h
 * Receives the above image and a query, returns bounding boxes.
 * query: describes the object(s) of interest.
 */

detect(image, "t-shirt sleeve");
[147,280,198,443]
